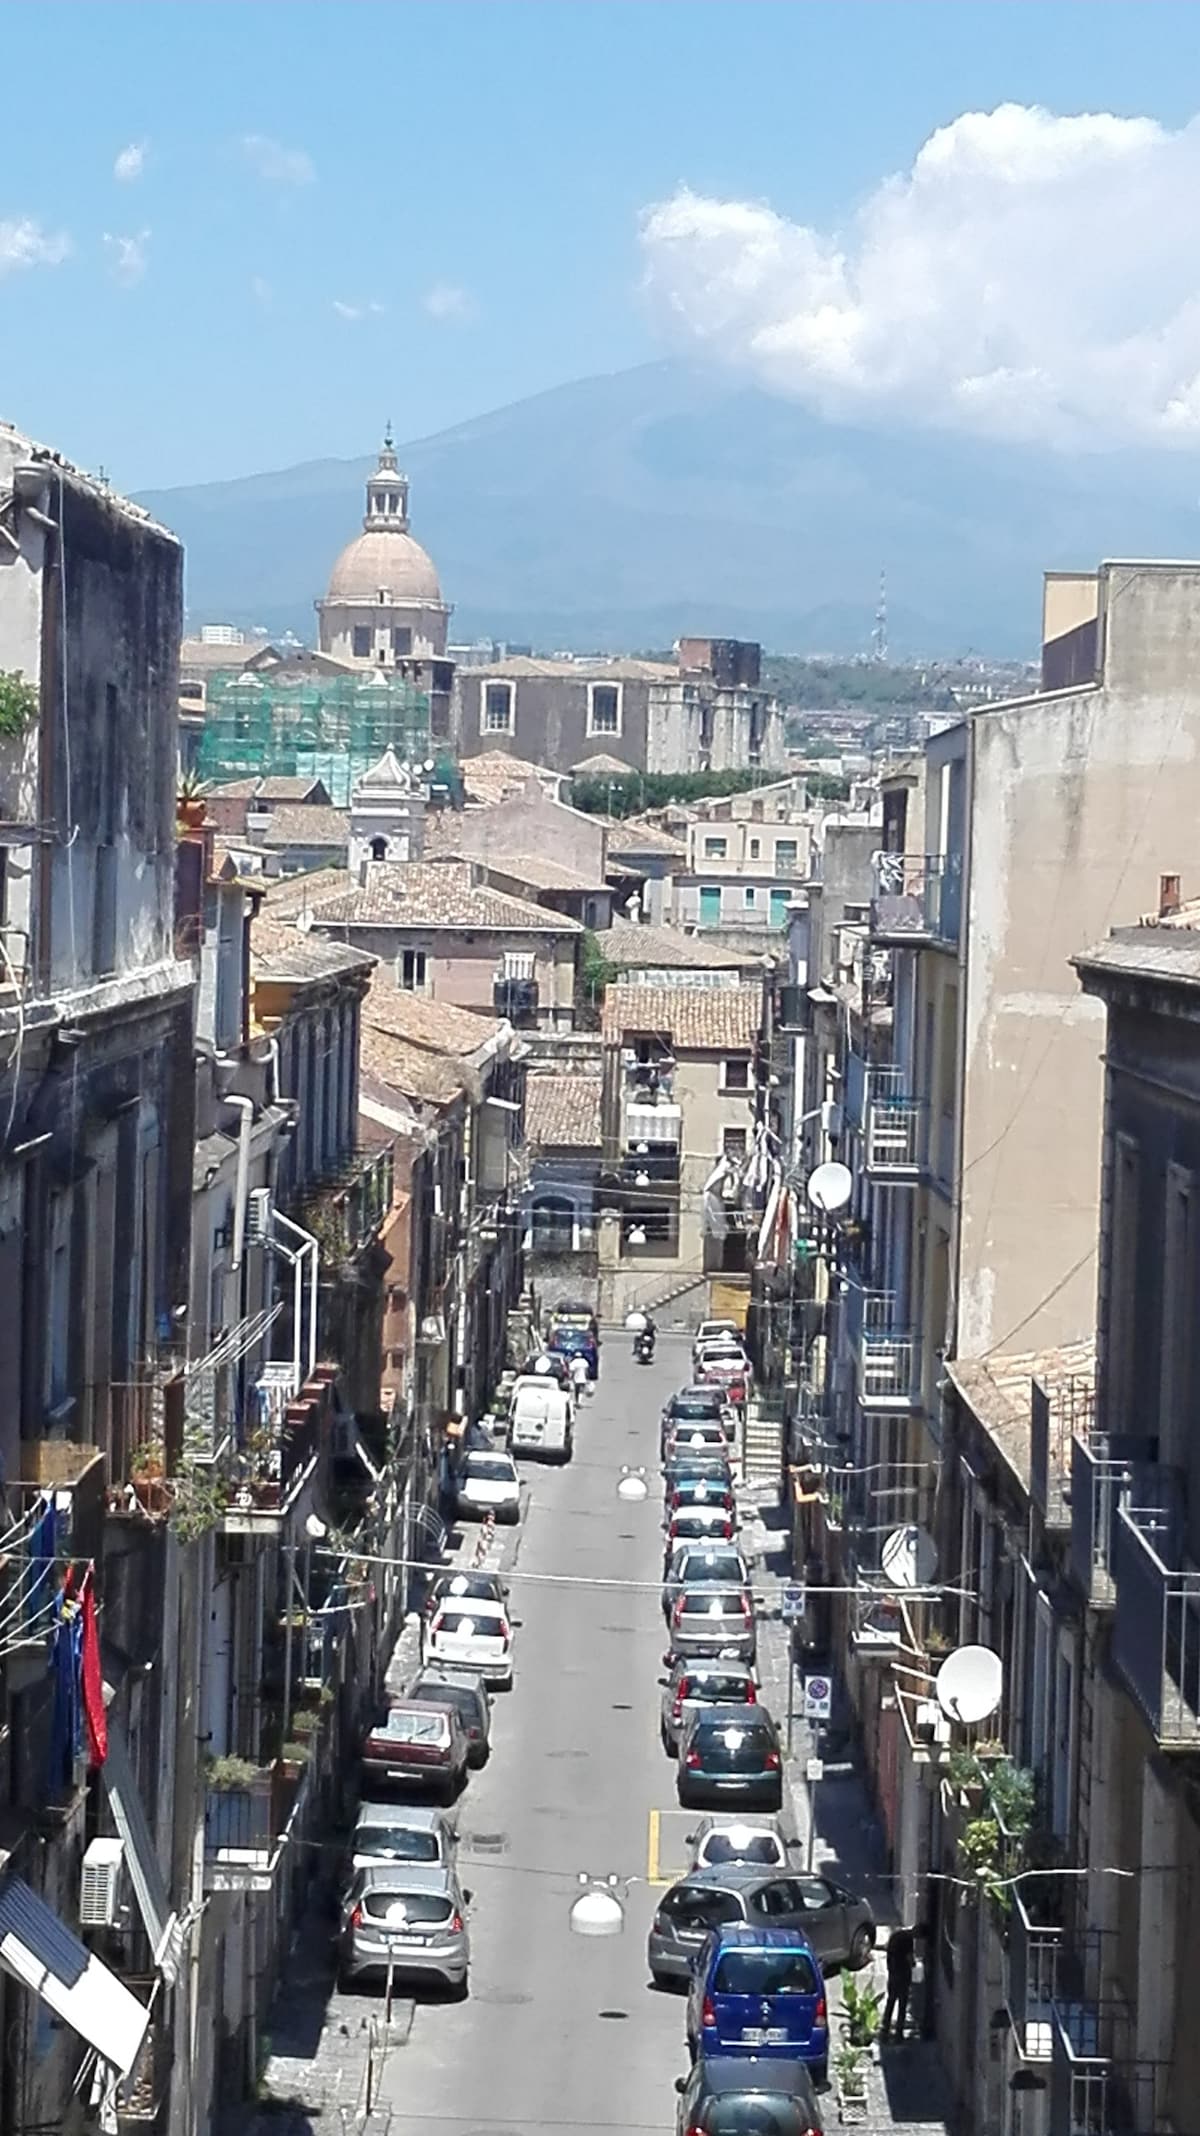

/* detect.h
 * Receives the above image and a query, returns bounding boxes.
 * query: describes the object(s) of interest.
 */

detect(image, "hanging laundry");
[28,1494,57,1628]
[49,1576,83,1792]
[80,1574,107,1768]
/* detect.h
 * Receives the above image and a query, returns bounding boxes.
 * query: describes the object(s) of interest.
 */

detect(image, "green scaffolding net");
[194,669,433,806]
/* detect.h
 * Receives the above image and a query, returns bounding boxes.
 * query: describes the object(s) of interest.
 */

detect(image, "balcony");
[870,852,962,946]
[494,974,539,1026]
[624,1055,675,1098]
[1,1450,106,1679]
[1008,1888,1064,2059]
[1068,1430,1155,1607]
[295,1146,394,1263]
[849,1289,923,1410]
[863,1067,925,1178]
[1112,1478,1200,1747]
[1050,1990,1160,2136]
[117,1997,172,2130]
[218,1368,328,1534]
[621,1144,680,1185]
[203,1761,308,1893]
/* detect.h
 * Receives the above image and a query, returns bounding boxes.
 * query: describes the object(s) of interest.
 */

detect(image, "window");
[1107,1132,1140,1433]
[352,625,372,658]
[722,1127,747,1162]
[744,886,756,906]
[721,1057,750,1091]
[703,836,728,860]
[769,889,790,928]
[398,949,427,991]
[502,950,535,980]
[392,625,412,656]
[483,681,515,733]
[749,837,761,859]
[369,835,389,861]
[774,838,798,871]
[587,682,621,736]
[1161,1164,1196,1468]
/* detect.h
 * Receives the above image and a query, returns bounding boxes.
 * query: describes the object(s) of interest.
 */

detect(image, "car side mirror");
[657,1677,669,1688]
[662,1652,674,1669]
[463,1888,474,1905]
[674,2076,688,2095]
[684,1832,696,1845]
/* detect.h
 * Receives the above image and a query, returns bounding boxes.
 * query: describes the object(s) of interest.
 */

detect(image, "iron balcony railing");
[1112,1477,1200,1747]
[1030,1371,1096,1530]
[1068,1430,1156,1607]
[1008,1889,1064,2059]
[870,851,962,946]
[1050,1989,1160,2136]
[849,1288,923,1410]
[493,975,539,1025]
[864,1066,925,1177]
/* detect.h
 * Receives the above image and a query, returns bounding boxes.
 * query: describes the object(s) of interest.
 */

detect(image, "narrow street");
[378,1330,694,2133]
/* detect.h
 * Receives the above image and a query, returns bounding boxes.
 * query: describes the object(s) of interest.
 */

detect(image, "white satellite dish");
[881,1524,938,1590]
[936,1644,1003,1725]
[807,1161,853,1215]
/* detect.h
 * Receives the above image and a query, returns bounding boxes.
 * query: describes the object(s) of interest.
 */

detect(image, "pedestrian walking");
[569,1352,590,1400]
[881,1924,916,2041]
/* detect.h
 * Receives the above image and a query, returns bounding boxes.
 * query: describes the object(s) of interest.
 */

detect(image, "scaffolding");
[194,668,433,806]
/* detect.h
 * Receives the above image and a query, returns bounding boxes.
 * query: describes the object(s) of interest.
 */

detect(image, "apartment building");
[676,811,811,934]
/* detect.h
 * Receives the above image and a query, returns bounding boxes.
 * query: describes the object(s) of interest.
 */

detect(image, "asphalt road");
[380,1331,698,2136]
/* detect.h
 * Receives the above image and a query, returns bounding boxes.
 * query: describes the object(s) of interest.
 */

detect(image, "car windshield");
[359,1891,455,1926]
[434,1612,499,1637]
[702,1832,782,1864]
[464,1458,515,1482]
[674,1514,731,1535]
[381,1710,445,1743]
[435,1576,499,1603]
[411,1683,478,1714]
[683,1674,751,1702]
[671,1396,723,1417]
[713,1950,818,1996]
[706,2102,811,2136]
[354,1828,442,1862]
[682,1552,743,1580]
[680,1589,746,1615]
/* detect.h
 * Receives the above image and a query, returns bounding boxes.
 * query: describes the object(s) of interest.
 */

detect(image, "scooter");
[634,1329,656,1364]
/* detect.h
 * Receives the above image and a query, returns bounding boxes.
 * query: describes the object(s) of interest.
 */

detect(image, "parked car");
[338,1862,471,1996]
[666,1475,736,1520]
[663,1455,734,1505]
[409,1669,492,1766]
[361,1700,470,1803]
[660,1657,759,1756]
[652,1862,875,1980]
[693,1319,742,1359]
[695,1351,750,1404]
[548,1324,599,1379]
[677,1705,782,1809]
[424,1568,507,1619]
[664,1420,730,1462]
[341,1803,457,1901]
[456,1449,522,1524]
[665,1506,737,1556]
[668,1587,757,1666]
[522,1350,573,1388]
[425,1598,514,1690]
[674,2054,824,2136]
[686,1924,829,2082]
[686,1816,788,1873]
[663,1544,752,1619]
[662,1389,728,1450]
[550,1300,599,1340]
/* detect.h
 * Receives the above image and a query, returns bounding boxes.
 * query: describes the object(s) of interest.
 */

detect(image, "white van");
[508,1375,573,1463]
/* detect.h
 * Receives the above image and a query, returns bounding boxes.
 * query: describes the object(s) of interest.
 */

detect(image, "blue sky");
[1,1,1198,490]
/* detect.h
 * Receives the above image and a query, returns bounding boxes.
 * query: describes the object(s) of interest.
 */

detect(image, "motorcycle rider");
[635,1314,657,1361]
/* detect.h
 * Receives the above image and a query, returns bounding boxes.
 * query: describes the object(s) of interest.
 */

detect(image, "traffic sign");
[806,1756,825,1783]
[803,1674,832,1720]
[782,1584,807,1622]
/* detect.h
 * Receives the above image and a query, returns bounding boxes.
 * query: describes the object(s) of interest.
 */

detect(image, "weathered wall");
[455,670,653,772]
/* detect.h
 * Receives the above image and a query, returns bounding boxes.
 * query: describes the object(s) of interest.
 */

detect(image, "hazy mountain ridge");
[137,362,1200,657]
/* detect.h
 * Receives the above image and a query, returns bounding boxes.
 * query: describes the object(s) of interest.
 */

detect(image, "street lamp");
[617,1467,649,1504]
[569,1873,625,1937]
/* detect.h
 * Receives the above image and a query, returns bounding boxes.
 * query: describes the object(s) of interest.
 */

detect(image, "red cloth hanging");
[80,1572,107,1768]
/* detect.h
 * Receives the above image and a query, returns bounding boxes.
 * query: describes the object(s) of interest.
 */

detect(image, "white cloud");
[332,298,385,323]
[639,103,1200,451]
[104,229,150,286]
[423,281,474,323]
[241,133,314,187]
[114,140,147,183]
[0,218,70,277]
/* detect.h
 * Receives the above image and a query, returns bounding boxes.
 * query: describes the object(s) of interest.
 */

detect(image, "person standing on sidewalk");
[881,1924,915,2041]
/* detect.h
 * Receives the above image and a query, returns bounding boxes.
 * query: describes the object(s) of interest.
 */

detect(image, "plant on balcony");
[206,1753,263,1791]
[129,1439,170,1513]
[987,1759,1035,1842]
[841,1974,881,2046]
[946,1748,982,1803]
[277,1740,310,1776]
[958,1814,1006,1904]
[289,1704,323,1740]
[169,1467,231,1542]
[0,670,38,740]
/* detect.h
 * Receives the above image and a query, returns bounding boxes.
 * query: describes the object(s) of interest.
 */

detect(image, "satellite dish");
[936,1644,1003,1725]
[881,1524,938,1589]
[807,1161,853,1215]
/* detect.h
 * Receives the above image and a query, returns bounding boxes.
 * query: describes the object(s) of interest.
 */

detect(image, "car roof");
[432,1569,502,1590]
[412,1671,487,1697]
[693,1813,781,1832]
[708,1923,819,1951]
[353,1802,446,1831]
[688,1703,774,1728]
[353,1863,455,1893]
[432,1596,506,1618]
[673,1864,781,1892]
[675,1658,754,1678]
[384,1696,456,1717]
[696,2056,818,2100]
[463,1450,516,1468]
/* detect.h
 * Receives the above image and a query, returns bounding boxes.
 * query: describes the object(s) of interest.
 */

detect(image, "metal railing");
[1050,1990,1160,2136]
[296,1145,394,1261]
[870,851,962,946]
[1008,1889,1064,2059]
[864,1067,925,1176]
[850,1288,922,1408]
[1112,1481,1200,1746]
[1068,1430,1153,1605]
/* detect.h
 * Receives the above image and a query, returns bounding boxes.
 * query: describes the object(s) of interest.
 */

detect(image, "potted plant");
[176,770,207,830]
[204,1753,273,1849]
[277,1740,310,1779]
[947,1747,984,1808]
[129,1440,170,1514]
[835,2040,869,2124]
[206,1753,262,1791]
[841,1975,881,2050]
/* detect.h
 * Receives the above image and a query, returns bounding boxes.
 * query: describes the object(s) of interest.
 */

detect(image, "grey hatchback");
[338,1862,470,1995]
[674,2054,824,2135]
[409,1669,491,1767]
[647,1865,875,1987]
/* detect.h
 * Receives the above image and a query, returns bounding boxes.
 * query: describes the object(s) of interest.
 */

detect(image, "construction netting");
[194,669,433,806]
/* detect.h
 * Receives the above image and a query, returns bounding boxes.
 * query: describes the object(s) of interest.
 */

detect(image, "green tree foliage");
[572,769,778,818]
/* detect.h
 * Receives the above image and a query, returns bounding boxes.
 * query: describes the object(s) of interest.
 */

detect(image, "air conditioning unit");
[245,1187,272,1243]
[80,1837,127,1928]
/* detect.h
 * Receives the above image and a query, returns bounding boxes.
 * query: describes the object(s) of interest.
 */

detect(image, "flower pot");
[133,1476,170,1514]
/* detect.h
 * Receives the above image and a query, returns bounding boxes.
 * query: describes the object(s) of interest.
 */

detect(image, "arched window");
[370,835,389,862]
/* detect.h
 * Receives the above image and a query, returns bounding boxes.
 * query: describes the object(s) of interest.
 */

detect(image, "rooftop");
[601,921,749,972]
[363,978,501,1060]
[473,851,608,896]
[604,816,689,861]
[946,1337,1096,1497]
[466,655,674,682]
[305,861,584,934]
[205,775,329,803]
[601,981,761,1052]
[251,916,375,985]
[359,1026,471,1109]
[462,753,565,805]
[1074,924,1200,995]
[262,866,350,918]
[525,1072,602,1149]
[257,805,351,850]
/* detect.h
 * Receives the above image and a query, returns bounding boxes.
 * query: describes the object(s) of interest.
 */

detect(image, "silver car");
[662,1543,751,1620]
[660,1656,760,1756]
[341,1803,456,1901]
[667,1584,757,1664]
[339,1862,471,1995]
[685,1815,789,1872]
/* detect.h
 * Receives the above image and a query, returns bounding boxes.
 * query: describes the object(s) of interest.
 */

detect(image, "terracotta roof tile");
[946,1338,1096,1496]
[364,979,502,1057]
[257,805,350,849]
[601,982,761,1051]
[307,861,583,933]
[525,1073,602,1149]
[359,1027,473,1108]
[251,916,374,983]
[602,921,749,971]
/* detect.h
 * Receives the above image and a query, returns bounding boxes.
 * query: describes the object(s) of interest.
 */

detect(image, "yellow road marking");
[647,1807,670,1887]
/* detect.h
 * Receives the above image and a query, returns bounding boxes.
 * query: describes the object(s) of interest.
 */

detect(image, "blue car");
[686,1925,829,2085]
[548,1326,599,1380]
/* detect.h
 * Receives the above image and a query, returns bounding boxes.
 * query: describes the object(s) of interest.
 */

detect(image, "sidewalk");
[739,1474,955,2136]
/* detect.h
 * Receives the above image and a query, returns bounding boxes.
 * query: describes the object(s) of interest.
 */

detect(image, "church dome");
[326,529,442,605]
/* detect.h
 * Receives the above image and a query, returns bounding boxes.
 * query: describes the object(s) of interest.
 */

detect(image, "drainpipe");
[264,1036,281,1107]
[227,1096,254,1272]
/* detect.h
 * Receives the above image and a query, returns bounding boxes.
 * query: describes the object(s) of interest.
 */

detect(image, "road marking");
[647,1808,669,1887]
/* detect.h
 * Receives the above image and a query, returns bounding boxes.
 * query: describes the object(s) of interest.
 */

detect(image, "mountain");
[136,362,1200,658]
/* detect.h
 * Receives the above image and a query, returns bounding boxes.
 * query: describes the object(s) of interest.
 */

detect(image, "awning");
[100,1710,181,1984]
[626,1101,682,1135]
[0,1876,151,2078]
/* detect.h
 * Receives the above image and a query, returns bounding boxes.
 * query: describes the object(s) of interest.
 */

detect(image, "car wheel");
[848,1924,875,1969]
[660,1724,675,1757]
[447,1973,469,2002]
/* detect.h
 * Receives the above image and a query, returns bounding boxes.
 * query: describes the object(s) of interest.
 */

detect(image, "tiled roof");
[947,1339,1096,1497]
[601,981,761,1051]
[364,978,501,1058]
[602,921,748,971]
[360,1026,472,1108]
[605,816,688,860]
[257,805,350,849]
[465,656,673,682]
[572,752,633,777]
[251,916,374,984]
[262,866,350,917]
[306,861,583,934]
[462,752,562,804]
[481,852,607,895]
[205,775,328,802]
[1074,926,1200,993]
[525,1072,602,1149]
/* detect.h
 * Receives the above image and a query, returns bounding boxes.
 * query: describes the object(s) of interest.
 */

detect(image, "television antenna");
[935,1644,1003,1725]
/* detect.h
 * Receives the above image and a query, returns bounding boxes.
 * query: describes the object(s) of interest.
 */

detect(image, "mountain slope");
[137,362,1200,656]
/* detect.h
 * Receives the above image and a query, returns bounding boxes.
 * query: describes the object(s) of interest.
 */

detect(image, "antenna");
[871,568,888,664]
[935,1644,1003,1725]
[807,1161,853,1216]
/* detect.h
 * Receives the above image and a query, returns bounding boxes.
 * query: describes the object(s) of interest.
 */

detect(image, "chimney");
[1160,873,1182,919]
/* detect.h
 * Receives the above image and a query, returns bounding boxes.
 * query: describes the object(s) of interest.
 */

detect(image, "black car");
[674,2054,824,2135]
[677,1705,782,1809]
[648,1865,875,1985]
[408,1669,491,1767]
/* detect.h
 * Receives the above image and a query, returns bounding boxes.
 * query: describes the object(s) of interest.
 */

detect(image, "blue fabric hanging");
[49,1590,82,1791]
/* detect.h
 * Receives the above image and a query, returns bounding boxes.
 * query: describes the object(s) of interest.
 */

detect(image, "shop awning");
[0,1875,151,2078]
[626,1101,682,1136]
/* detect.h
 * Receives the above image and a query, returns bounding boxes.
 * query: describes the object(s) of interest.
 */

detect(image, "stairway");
[740,1398,784,1484]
